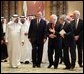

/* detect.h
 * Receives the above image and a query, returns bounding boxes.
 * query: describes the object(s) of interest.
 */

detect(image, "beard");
[20,19,25,24]
[14,18,18,23]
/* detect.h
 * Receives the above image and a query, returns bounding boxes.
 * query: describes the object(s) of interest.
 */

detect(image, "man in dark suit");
[47,14,61,69]
[1,17,8,62]
[28,12,47,68]
[59,15,76,69]
[1,17,4,62]
[70,10,83,67]
[0,17,4,45]
[1,17,5,61]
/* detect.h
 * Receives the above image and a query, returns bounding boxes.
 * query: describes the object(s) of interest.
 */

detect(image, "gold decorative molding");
[45,1,51,21]
[16,1,23,16]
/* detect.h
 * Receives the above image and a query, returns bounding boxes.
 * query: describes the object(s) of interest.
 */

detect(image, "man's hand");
[49,34,56,38]
[74,35,79,41]
[49,28,55,34]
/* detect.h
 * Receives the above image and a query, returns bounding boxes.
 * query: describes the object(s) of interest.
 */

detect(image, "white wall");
[67,1,83,19]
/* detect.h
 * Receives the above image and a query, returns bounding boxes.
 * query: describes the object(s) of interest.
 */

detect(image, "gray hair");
[50,14,58,21]
[73,10,80,18]
[59,14,67,21]
[73,10,80,16]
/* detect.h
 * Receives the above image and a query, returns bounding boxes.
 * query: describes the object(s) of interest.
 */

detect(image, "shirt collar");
[63,22,65,26]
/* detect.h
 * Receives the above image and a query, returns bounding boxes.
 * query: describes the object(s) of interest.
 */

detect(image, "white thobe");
[20,21,32,62]
[5,22,21,67]
[42,38,48,63]
[3,23,6,33]
[42,20,49,63]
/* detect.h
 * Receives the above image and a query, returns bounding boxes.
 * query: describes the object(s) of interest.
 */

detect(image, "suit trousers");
[31,41,43,66]
[48,39,60,68]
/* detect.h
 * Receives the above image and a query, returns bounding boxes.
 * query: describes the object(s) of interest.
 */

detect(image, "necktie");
[37,19,39,23]
[37,19,40,24]
[37,19,39,27]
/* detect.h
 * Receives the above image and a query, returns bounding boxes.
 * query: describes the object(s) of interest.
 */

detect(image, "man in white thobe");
[20,16,32,64]
[5,14,22,68]
[42,18,49,63]
[42,38,48,63]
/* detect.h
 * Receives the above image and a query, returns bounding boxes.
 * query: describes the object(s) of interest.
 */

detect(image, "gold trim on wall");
[45,1,51,21]
[16,1,23,16]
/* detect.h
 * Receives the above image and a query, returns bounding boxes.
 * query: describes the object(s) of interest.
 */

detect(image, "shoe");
[4,60,7,62]
[70,66,75,70]
[20,62,24,64]
[24,61,30,64]
[63,67,71,70]
[37,64,41,68]
[54,66,57,69]
[33,64,36,68]
[47,64,53,68]
[79,64,83,67]
[59,60,62,64]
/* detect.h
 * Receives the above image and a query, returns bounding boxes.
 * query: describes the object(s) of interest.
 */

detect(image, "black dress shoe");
[33,64,36,68]
[48,64,53,68]
[20,62,24,64]
[79,64,83,67]
[59,60,63,64]
[54,67,57,69]
[24,61,30,64]
[4,60,7,62]
[37,65,41,68]
[70,66,75,70]
[63,67,71,70]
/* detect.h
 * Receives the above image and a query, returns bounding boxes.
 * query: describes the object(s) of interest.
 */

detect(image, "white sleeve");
[5,24,8,42]
[20,25,25,42]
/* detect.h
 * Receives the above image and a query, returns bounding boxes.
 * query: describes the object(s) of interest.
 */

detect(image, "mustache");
[20,19,25,24]
[14,18,18,23]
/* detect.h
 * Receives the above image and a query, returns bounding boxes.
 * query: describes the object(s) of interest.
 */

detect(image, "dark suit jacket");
[70,19,83,44]
[28,18,47,44]
[0,22,3,42]
[47,23,61,39]
[59,21,74,45]
[47,22,62,49]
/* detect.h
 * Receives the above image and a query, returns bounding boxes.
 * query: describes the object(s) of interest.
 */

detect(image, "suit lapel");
[39,19,42,25]
[62,22,66,30]
[77,19,81,30]
[72,20,76,30]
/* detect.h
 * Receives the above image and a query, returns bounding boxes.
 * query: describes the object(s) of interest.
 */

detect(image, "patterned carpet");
[1,62,83,73]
